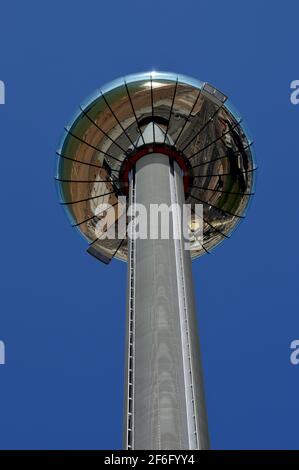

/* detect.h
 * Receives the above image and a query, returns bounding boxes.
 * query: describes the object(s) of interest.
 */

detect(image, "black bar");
[0,450,298,465]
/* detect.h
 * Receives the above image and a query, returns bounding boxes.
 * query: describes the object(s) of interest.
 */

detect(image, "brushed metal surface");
[124,153,209,449]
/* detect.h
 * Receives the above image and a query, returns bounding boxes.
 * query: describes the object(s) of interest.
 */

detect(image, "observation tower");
[56,72,256,450]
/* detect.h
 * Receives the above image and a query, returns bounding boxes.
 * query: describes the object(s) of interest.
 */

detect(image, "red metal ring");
[119,144,193,195]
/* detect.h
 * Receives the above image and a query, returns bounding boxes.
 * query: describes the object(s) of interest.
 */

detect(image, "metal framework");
[122,125,210,448]
[56,72,256,451]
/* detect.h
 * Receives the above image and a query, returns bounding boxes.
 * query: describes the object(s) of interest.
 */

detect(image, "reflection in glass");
[56,72,256,262]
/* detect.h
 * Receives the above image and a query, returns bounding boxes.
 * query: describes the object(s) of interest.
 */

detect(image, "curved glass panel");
[56,72,256,262]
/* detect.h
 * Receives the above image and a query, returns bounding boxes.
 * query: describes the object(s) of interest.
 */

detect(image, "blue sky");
[0,0,298,449]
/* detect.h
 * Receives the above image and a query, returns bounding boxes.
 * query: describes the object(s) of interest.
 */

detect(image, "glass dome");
[56,72,256,263]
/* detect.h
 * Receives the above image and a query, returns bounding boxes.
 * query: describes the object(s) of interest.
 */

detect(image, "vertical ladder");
[125,175,136,450]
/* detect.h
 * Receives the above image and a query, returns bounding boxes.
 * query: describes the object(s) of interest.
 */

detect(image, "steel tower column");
[57,72,256,453]
[124,125,210,450]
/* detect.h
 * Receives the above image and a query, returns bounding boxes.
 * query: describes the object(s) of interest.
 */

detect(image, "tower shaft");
[124,151,209,450]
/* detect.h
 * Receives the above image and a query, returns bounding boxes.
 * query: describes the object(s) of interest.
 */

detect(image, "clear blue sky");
[0,0,298,450]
